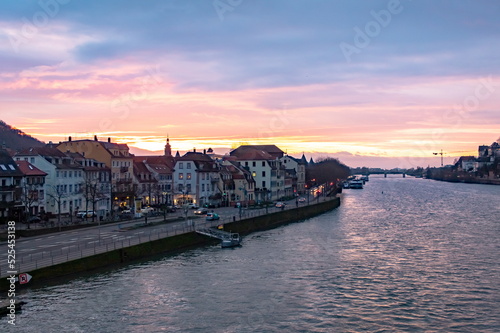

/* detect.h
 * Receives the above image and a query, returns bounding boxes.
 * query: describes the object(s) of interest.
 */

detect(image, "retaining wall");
[1,197,340,292]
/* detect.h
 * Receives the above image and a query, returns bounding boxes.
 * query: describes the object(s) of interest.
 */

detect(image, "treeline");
[306,157,350,186]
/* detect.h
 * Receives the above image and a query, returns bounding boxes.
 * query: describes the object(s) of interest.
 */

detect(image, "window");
[262,161,265,167]
[262,171,266,177]
[187,163,191,169]
[166,184,171,190]
[252,161,256,167]
[69,184,73,193]
[262,181,266,188]
[245,162,248,167]
[186,184,191,192]
[187,173,191,180]
[179,162,183,169]
[178,184,183,192]
[179,173,184,180]
[56,171,60,177]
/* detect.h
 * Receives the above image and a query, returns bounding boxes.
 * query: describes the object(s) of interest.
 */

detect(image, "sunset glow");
[1,1,499,168]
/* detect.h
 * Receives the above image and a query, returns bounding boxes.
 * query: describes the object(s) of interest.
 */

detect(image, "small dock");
[195,227,242,247]
[196,227,235,241]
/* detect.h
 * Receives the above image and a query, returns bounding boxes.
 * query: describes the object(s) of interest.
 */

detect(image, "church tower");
[164,136,172,157]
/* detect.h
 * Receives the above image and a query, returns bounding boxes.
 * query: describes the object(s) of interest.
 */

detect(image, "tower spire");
[164,134,172,157]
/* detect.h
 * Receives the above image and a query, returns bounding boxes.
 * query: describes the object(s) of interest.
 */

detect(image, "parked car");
[298,197,306,203]
[27,216,41,223]
[275,202,286,208]
[76,211,96,218]
[194,208,208,215]
[186,203,199,209]
[166,205,177,213]
[206,213,220,221]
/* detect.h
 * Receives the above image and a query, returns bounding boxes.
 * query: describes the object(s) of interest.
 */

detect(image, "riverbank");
[0,197,340,292]
[427,176,500,185]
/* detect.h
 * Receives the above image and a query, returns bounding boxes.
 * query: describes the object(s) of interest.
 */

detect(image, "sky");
[1,0,499,168]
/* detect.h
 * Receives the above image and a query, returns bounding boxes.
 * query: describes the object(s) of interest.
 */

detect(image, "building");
[173,150,221,207]
[133,157,159,208]
[66,152,112,219]
[0,149,23,222]
[455,156,477,172]
[15,146,85,217]
[219,159,255,206]
[16,160,47,218]
[229,146,286,202]
[56,136,134,209]
[132,138,175,206]
[280,154,307,195]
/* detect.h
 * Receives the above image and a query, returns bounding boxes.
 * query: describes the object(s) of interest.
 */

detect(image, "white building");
[230,146,286,202]
[173,151,221,207]
[15,146,85,216]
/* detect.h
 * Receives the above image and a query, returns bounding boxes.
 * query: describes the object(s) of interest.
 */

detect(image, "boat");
[349,180,364,189]
[221,233,242,248]
[360,175,369,182]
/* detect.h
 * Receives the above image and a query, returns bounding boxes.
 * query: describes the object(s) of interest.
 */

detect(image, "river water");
[2,176,499,332]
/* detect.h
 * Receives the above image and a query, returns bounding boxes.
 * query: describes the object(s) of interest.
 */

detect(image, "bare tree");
[81,175,108,223]
[20,183,40,229]
[47,184,67,230]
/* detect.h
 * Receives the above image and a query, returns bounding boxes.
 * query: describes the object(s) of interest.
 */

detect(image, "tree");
[81,174,109,223]
[20,183,40,229]
[306,157,350,189]
[47,184,67,230]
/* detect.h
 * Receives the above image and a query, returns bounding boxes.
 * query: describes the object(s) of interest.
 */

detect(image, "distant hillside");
[0,120,45,151]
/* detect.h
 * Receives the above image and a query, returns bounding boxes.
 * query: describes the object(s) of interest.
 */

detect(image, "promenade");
[1,196,334,279]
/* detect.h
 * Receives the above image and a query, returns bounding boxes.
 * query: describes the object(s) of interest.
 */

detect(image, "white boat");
[221,233,242,248]
[349,180,364,189]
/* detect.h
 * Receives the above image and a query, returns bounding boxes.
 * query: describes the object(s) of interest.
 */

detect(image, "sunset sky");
[1,0,499,168]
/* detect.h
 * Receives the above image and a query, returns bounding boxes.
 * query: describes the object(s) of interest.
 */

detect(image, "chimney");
[108,137,111,143]
[193,148,196,153]
[69,136,72,142]
[203,149,206,154]
[94,135,98,141]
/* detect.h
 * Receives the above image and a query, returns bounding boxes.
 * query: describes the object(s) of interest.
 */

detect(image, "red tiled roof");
[16,161,47,176]
[231,148,273,160]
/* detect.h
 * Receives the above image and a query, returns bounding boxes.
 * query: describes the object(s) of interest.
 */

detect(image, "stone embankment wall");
[0,197,340,291]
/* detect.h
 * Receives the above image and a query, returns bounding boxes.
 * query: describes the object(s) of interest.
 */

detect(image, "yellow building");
[56,136,134,209]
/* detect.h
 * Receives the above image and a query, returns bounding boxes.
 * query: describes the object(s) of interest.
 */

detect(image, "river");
[2,176,499,332]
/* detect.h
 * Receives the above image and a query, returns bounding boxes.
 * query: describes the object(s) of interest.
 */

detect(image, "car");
[186,203,199,209]
[76,211,96,218]
[206,213,220,221]
[194,208,208,215]
[27,216,41,223]
[298,197,306,203]
[275,202,286,208]
[166,205,177,213]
